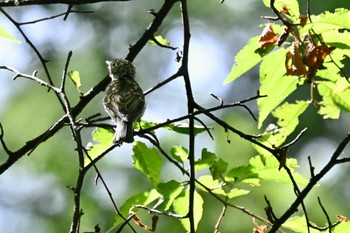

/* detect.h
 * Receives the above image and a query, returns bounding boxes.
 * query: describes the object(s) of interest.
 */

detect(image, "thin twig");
[18,10,93,25]
[317,197,332,233]
[214,204,227,233]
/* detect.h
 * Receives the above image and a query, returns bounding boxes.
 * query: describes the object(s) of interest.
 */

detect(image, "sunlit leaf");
[333,220,350,233]
[135,120,157,130]
[272,101,309,136]
[113,189,161,228]
[132,142,162,186]
[224,36,266,84]
[283,216,320,233]
[86,127,114,166]
[262,0,300,22]
[156,180,184,211]
[305,8,350,33]
[0,26,21,44]
[258,48,298,128]
[197,175,250,199]
[254,101,308,158]
[318,79,350,119]
[226,154,309,185]
[68,70,82,93]
[194,148,217,171]
[173,189,203,232]
[149,35,171,46]
[170,146,188,163]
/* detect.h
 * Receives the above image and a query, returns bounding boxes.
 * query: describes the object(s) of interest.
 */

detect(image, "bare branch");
[0,0,131,7]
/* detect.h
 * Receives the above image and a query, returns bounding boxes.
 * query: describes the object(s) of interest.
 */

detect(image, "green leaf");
[254,101,308,157]
[318,79,350,119]
[149,35,171,46]
[209,158,228,180]
[283,216,320,233]
[156,180,184,211]
[68,70,82,93]
[272,100,309,139]
[258,48,298,128]
[135,120,157,131]
[224,36,271,84]
[333,220,350,233]
[306,8,350,33]
[173,189,203,232]
[0,26,21,44]
[86,127,114,166]
[194,148,217,171]
[113,189,161,228]
[262,0,300,22]
[170,146,188,163]
[226,154,309,185]
[163,122,207,135]
[132,142,162,186]
[197,175,250,199]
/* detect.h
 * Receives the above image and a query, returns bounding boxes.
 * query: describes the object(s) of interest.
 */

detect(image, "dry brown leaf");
[285,42,307,76]
[259,24,278,49]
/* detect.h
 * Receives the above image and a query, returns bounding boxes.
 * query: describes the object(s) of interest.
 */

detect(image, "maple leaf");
[258,24,278,49]
[285,42,307,76]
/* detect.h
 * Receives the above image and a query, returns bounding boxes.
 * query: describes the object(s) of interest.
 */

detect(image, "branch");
[269,132,350,232]
[0,0,131,7]
[0,0,179,174]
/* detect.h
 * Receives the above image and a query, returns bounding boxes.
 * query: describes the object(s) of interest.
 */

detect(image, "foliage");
[0,0,350,233]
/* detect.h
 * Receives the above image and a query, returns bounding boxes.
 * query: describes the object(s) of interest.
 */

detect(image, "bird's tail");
[114,120,134,144]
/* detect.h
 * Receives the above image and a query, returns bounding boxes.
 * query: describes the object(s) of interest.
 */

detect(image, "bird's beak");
[105,60,111,66]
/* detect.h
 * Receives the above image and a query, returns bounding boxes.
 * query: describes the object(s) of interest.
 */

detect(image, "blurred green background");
[0,0,349,232]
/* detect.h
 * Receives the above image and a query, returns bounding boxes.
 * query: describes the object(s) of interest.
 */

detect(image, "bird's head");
[106,59,136,80]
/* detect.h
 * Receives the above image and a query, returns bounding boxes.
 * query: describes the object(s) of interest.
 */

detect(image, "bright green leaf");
[283,215,320,233]
[333,220,350,233]
[306,8,350,33]
[149,35,171,46]
[163,122,207,135]
[226,154,309,185]
[258,48,298,128]
[226,188,250,199]
[197,175,250,199]
[254,97,310,159]
[173,189,203,232]
[224,36,269,84]
[262,0,300,22]
[318,79,350,119]
[113,189,161,228]
[0,26,21,44]
[271,100,309,142]
[170,146,188,163]
[194,148,217,171]
[86,127,114,166]
[68,70,82,93]
[134,120,157,131]
[132,142,162,186]
[197,175,226,196]
[156,180,184,211]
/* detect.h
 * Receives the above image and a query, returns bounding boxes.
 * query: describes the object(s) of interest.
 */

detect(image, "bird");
[103,59,145,145]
